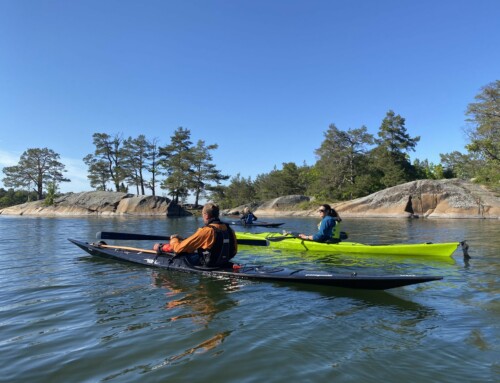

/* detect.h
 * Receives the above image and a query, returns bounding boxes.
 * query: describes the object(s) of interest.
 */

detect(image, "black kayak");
[69,239,443,290]
[223,220,285,228]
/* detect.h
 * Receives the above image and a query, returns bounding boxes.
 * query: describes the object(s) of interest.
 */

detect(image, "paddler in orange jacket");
[154,203,237,268]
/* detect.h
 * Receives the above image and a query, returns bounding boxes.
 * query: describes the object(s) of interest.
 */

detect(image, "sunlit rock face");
[225,180,500,219]
[2,180,499,219]
[0,191,190,217]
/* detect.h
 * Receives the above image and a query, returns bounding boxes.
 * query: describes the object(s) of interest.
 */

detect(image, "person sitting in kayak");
[154,202,237,268]
[240,207,258,225]
[298,204,342,243]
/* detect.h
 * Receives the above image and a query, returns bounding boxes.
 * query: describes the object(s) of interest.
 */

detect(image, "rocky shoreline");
[228,179,500,219]
[0,191,190,217]
[1,179,499,219]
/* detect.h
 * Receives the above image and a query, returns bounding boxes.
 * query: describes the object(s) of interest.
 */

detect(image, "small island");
[1,179,499,219]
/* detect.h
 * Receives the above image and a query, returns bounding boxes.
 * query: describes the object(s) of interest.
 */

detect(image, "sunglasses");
[318,209,325,213]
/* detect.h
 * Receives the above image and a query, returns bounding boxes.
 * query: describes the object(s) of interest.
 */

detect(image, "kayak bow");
[68,238,443,290]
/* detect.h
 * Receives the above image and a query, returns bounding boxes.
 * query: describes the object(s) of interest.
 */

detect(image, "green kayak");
[235,231,461,257]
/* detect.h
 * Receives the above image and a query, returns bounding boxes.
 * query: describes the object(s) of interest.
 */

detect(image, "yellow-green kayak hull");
[236,231,459,257]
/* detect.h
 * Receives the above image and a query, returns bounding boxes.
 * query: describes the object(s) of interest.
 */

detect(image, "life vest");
[318,217,343,243]
[332,219,341,240]
[199,221,235,267]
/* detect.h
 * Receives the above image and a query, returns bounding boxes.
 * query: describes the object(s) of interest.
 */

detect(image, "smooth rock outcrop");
[0,191,190,217]
[334,179,500,219]
[2,179,499,219]
[233,179,500,219]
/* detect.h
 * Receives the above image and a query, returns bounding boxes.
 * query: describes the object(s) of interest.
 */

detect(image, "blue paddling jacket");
[312,215,340,242]
[241,212,257,224]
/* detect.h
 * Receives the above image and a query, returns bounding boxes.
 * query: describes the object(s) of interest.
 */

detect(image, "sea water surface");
[0,215,498,383]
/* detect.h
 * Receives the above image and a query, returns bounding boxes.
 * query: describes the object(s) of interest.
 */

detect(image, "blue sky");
[1,0,499,197]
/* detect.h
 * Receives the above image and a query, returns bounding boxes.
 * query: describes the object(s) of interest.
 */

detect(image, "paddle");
[97,231,171,241]
[264,231,348,242]
[265,232,301,242]
[97,243,159,254]
[235,238,269,246]
[235,232,298,246]
[97,230,269,246]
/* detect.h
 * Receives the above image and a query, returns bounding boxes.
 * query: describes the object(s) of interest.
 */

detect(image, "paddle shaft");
[98,243,159,254]
[236,233,299,245]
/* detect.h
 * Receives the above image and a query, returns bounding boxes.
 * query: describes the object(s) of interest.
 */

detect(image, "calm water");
[0,216,498,383]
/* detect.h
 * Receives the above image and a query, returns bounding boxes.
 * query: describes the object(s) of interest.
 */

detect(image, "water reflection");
[148,331,232,371]
[146,271,238,369]
[151,271,239,327]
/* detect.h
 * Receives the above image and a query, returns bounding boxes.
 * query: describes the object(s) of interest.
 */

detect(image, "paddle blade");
[236,239,269,246]
[97,231,171,241]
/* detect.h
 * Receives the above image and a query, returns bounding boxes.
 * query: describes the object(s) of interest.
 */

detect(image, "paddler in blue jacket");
[298,204,342,242]
[241,207,258,225]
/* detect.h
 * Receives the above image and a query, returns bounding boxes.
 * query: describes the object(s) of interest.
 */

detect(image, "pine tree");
[2,148,69,200]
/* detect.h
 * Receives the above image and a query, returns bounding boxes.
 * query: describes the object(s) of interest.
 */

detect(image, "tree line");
[2,80,499,209]
[1,128,228,207]
[81,128,229,205]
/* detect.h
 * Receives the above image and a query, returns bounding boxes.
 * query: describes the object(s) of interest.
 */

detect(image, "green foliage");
[2,147,69,200]
[190,140,229,206]
[376,110,420,154]
[208,173,256,209]
[254,162,309,200]
[122,134,155,195]
[0,188,38,208]
[370,110,421,188]
[437,80,500,188]
[159,127,195,204]
[464,80,500,185]
[44,182,57,206]
[313,124,375,200]
[439,151,477,179]
[412,159,446,180]
[84,133,127,192]
[465,80,500,160]
[144,138,161,196]
[82,156,109,191]
[158,128,229,205]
